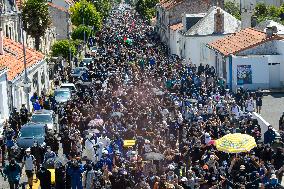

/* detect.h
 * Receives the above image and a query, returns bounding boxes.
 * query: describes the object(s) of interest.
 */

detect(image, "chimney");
[214,8,224,34]
[0,28,4,55]
[251,16,257,28]
[266,26,273,38]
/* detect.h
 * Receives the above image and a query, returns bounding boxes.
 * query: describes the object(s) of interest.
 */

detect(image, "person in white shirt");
[245,97,255,112]
[231,102,241,119]
[22,148,36,189]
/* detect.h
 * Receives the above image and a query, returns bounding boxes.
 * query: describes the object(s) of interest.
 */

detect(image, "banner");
[237,65,252,85]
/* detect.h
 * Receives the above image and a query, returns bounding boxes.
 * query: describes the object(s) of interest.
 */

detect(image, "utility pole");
[20,0,30,111]
[67,10,72,68]
[83,17,87,54]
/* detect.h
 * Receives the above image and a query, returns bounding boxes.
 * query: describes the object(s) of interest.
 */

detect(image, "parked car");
[30,109,56,131]
[60,83,77,93]
[82,58,93,65]
[54,88,71,103]
[91,46,97,56]
[71,67,89,78]
[17,123,47,149]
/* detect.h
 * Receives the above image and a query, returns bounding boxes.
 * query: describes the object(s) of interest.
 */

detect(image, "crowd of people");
[1,4,284,189]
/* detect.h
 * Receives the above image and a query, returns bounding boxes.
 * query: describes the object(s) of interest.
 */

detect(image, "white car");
[60,83,77,93]
[30,109,56,131]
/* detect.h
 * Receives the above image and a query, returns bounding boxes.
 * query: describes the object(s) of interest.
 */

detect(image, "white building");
[207,27,284,91]
[256,20,284,36]
[0,28,49,111]
[175,7,241,66]
[0,66,9,123]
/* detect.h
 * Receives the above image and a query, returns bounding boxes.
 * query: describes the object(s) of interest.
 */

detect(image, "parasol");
[88,119,104,127]
[215,133,256,153]
[143,152,165,161]
[111,112,124,118]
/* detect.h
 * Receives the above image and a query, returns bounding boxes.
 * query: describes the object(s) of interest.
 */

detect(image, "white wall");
[231,55,269,90]
[169,29,180,56]
[0,70,9,122]
[180,35,226,66]
[275,40,284,82]
[11,60,49,111]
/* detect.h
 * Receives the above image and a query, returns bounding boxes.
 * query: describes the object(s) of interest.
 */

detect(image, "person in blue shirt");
[67,160,84,189]
[33,100,41,111]
[3,158,22,189]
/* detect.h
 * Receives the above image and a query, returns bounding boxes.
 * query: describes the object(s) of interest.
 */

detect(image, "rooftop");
[207,28,284,56]
[185,13,207,17]
[256,20,284,36]
[160,0,185,10]
[48,2,68,12]
[170,22,183,31]
[185,6,241,35]
[0,38,44,80]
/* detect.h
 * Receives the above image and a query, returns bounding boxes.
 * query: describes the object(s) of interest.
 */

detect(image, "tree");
[70,0,102,32]
[91,0,111,18]
[22,0,51,51]
[135,0,158,21]
[224,1,240,20]
[279,4,284,21]
[254,3,268,17]
[51,40,77,61]
[267,5,280,18]
[71,25,93,41]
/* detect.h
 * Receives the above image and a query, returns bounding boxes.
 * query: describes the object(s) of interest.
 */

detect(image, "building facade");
[156,0,224,48]
[207,27,284,90]
[173,7,241,66]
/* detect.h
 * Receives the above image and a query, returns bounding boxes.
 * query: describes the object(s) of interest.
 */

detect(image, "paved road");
[261,93,284,130]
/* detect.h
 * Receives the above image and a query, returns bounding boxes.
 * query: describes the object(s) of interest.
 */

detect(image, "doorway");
[269,63,280,88]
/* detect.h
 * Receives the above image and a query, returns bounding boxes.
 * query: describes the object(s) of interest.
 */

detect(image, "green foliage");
[71,25,93,41]
[254,3,284,24]
[136,0,158,21]
[279,4,284,20]
[224,1,241,20]
[255,3,268,17]
[51,40,77,61]
[91,0,111,18]
[70,0,102,32]
[22,0,51,50]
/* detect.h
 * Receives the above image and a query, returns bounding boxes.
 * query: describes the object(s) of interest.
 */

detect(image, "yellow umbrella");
[215,133,256,153]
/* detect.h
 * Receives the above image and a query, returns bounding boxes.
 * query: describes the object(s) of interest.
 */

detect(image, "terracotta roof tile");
[15,0,23,9]
[0,38,44,80]
[207,28,284,56]
[48,2,68,12]
[170,22,183,31]
[161,0,185,10]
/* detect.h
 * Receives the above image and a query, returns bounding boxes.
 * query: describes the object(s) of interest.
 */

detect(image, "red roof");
[0,38,44,80]
[208,28,284,56]
[170,22,183,31]
[161,0,185,10]
[48,2,68,12]
[15,0,23,9]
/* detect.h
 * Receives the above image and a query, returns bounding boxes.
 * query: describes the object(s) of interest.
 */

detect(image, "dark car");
[17,123,47,149]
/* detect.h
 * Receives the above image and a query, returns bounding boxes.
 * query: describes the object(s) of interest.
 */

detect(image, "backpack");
[23,154,34,162]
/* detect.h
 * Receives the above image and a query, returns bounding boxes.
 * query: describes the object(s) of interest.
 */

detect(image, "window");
[41,71,45,85]
[5,25,8,37]
[200,43,207,62]
[9,27,11,39]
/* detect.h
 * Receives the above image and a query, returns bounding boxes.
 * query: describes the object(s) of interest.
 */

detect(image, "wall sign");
[237,65,252,85]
